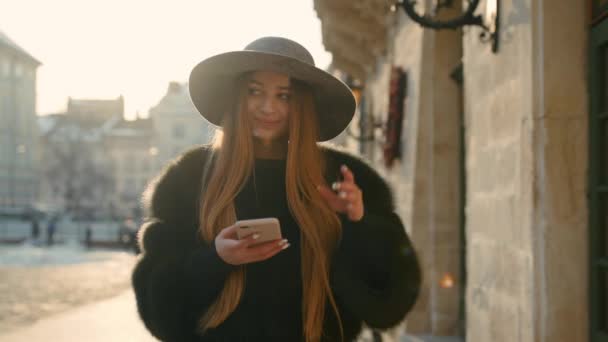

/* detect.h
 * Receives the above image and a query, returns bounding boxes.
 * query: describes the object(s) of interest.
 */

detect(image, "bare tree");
[42,118,114,220]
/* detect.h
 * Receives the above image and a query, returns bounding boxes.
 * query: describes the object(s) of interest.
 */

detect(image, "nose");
[260,95,276,114]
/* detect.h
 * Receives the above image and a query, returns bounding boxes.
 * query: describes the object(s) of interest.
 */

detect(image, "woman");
[132,37,421,342]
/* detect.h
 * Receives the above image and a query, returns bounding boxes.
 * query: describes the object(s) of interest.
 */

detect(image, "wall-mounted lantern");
[392,0,500,53]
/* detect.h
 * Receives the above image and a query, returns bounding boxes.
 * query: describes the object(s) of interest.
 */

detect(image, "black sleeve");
[131,148,236,341]
[331,211,420,329]
[328,152,421,330]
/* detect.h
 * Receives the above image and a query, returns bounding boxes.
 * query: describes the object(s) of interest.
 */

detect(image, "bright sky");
[0,0,332,119]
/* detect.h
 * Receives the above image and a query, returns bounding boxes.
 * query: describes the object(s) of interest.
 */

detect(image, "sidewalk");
[0,290,156,342]
[0,290,463,342]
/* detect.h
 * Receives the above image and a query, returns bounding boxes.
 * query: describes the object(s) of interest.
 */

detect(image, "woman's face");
[245,71,290,144]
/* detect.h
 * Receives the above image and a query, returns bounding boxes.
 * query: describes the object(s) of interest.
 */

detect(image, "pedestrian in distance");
[46,216,57,246]
[85,225,92,249]
[30,217,40,240]
[132,36,421,342]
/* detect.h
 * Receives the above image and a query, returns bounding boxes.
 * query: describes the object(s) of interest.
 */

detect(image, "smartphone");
[235,218,282,245]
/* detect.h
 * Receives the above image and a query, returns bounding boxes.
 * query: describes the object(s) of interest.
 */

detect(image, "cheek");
[246,98,258,117]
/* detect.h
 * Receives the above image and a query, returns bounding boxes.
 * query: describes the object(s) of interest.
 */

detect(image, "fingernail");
[341,165,348,172]
[282,243,291,250]
[332,182,341,191]
[252,233,260,240]
[278,239,288,246]
[339,191,347,199]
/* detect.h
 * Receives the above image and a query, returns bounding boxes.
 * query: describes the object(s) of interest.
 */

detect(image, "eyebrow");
[249,79,291,90]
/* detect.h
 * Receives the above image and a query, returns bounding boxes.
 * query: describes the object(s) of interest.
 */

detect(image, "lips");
[255,118,282,126]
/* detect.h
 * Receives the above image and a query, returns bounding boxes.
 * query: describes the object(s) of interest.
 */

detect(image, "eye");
[278,93,290,101]
[248,88,261,96]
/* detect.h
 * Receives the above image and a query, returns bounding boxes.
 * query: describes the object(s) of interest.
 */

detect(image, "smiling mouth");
[255,118,281,125]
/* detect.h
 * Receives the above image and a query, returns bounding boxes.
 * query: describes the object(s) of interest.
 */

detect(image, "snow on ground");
[0,243,138,334]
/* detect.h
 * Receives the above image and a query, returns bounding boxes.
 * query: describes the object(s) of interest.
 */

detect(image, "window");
[0,58,8,77]
[14,62,22,78]
[124,155,135,172]
[173,124,185,139]
[124,178,136,195]
[140,158,149,172]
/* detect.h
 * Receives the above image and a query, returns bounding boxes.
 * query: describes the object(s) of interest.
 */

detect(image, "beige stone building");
[148,82,216,168]
[103,116,156,218]
[38,98,124,218]
[316,1,591,341]
[38,83,214,219]
[0,31,41,213]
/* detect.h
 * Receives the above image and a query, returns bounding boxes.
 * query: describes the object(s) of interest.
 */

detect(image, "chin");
[253,128,287,141]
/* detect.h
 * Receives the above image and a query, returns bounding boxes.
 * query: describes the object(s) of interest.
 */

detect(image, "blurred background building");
[37,84,215,221]
[148,81,216,166]
[38,97,124,219]
[0,31,41,215]
[315,1,589,341]
[104,115,155,219]
[0,30,215,225]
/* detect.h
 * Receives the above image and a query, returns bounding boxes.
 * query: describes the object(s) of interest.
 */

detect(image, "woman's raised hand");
[317,165,365,222]
[214,225,289,266]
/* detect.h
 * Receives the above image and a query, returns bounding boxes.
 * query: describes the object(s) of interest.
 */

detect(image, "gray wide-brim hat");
[188,36,356,141]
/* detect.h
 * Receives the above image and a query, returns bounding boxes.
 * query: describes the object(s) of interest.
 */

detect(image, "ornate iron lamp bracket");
[393,0,499,53]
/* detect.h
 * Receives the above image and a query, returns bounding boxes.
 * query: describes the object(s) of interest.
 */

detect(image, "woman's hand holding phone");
[214,224,289,265]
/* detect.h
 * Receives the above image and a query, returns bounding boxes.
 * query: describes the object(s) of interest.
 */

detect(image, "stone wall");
[530,0,588,341]
[361,7,464,335]
[419,16,463,335]
[463,0,536,340]
[0,50,39,209]
[362,12,424,236]
[359,13,430,335]
[463,0,588,341]
[330,1,589,340]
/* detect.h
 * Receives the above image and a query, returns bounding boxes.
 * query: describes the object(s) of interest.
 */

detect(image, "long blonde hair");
[197,75,343,341]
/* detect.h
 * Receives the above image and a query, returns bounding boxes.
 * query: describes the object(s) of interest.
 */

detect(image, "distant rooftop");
[104,117,154,138]
[58,96,125,130]
[149,82,198,117]
[0,30,41,65]
[67,96,125,116]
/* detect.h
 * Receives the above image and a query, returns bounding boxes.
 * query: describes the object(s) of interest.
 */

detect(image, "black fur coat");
[132,145,421,341]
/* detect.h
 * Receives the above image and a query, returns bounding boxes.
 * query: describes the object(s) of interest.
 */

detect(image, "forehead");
[249,71,290,87]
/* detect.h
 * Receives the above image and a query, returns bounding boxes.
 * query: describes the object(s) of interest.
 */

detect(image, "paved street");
[0,288,463,342]
[0,290,156,342]
[0,245,137,333]
[0,244,464,342]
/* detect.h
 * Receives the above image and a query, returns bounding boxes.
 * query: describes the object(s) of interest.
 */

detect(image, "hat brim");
[188,51,356,141]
